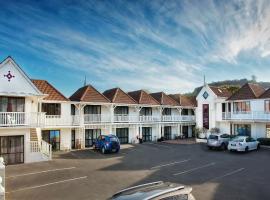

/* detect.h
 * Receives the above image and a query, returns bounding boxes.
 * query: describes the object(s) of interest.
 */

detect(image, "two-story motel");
[2,56,270,165]
[0,57,196,164]
[196,83,270,139]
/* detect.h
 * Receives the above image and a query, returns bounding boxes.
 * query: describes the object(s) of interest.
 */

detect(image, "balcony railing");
[222,111,270,121]
[0,112,44,127]
[139,115,161,122]
[114,114,138,122]
[44,115,80,126]
[84,114,111,124]
[162,115,195,122]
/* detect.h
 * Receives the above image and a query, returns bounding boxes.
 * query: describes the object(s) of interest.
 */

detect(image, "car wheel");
[257,144,260,150]
[245,146,249,152]
[221,143,226,151]
[101,147,106,154]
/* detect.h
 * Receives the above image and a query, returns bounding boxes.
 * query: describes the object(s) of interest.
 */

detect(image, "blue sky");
[1,0,270,96]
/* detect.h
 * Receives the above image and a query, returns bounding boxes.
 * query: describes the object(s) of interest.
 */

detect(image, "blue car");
[93,135,120,154]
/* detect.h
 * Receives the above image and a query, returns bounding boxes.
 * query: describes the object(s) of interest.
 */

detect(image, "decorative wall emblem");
[203,91,209,99]
[4,71,15,82]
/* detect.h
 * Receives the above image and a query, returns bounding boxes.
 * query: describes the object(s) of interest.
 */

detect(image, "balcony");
[139,115,161,122]
[44,115,80,127]
[84,114,111,124]
[222,112,270,121]
[114,114,138,123]
[162,115,195,122]
[0,112,44,127]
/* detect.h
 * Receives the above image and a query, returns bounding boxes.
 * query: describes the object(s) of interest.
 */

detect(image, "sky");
[1,0,270,96]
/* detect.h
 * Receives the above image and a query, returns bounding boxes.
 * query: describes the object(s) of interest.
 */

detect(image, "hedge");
[257,138,270,146]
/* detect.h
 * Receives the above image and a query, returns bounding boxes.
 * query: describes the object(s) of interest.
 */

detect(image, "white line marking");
[174,162,216,176]
[151,159,190,169]
[6,167,76,178]
[6,176,87,193]
[210,168,245,181]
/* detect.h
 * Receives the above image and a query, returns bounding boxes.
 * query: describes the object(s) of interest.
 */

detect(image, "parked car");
[93,135,120,154]
[207,133,230,150]
[228,136,260,152]
[111,181,195,200]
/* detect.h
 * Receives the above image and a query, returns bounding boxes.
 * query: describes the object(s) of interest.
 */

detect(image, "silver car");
[111,181,195,200]
[207,134,230,150]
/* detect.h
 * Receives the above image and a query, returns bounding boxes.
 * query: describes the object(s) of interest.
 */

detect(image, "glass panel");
[114,107,129,115]
[0,97,8,112]
[42,103,61,115]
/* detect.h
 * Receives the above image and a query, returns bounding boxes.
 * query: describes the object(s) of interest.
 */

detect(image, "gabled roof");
[150,92,179,106]
[103,88,137,104]
[259,88,270,99]
[169,94,197,107]
[128,90,160,105]
[32,79,69,101]
[69,85,110,103]
[0,56,43,96]
[227,83,265,101]
[209,86,232,98]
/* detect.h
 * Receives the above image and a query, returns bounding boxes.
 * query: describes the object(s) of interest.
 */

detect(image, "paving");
[5,142,270,200]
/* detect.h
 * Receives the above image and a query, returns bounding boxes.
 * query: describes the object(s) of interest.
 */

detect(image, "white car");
[228,136,260,152]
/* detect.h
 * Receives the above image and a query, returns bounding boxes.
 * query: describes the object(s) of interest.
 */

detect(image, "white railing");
[162,115,195,122]
[84,114,111,124]
[41,140,52,160]
[0,112,45,127]
[45,115,80,126]
[139,115,161,122]
[222,111,270,121]
[29,140,52,160]
[114,114,138,122]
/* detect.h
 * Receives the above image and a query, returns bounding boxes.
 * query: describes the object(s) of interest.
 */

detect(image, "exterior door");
[0,136,24,165]
[142,127,152,142]
[85,129,101,148]
[203,104,209,129]
[42,130,60,151]
[182,126,188,138]
[164,126,171,140]
[71,130,75,149]
[116,128,129,144]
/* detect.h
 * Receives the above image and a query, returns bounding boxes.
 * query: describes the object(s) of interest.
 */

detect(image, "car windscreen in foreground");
[209,135,218,140]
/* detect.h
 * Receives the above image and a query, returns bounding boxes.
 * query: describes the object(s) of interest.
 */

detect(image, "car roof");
[111,181,189,200]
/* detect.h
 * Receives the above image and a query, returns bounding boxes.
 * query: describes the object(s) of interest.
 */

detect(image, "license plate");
[231,144,236,146]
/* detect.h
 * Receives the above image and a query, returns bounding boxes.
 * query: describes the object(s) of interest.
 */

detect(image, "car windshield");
[110,137,118,142]
[232,137,244,142]
[209,135,218,140]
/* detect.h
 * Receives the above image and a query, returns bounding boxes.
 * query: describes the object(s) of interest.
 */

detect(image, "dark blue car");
[93,135,120,154]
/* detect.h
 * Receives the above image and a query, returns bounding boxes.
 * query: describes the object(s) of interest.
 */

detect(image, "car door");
[95,136,101,149]
[245,137,252,149]
[250,138,257,150]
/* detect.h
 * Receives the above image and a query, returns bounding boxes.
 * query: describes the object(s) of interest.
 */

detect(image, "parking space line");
[6,176,87,193]
[151,159,190,169]
[210,168,245,181]
[6,167,76,178]
[173,162,216,176]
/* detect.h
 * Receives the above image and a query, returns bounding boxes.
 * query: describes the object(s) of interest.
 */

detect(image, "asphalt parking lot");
[5,142,270,200]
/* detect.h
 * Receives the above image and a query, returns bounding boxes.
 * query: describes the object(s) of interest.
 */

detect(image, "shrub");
[210,127,220,134]
[257,138,270,146]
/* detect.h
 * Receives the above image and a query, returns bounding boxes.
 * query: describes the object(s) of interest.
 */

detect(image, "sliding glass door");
[42,130,61,151]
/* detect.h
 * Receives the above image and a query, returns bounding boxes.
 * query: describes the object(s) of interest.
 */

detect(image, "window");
[181,109,189,115]
[0,97,25,112]
[220,134,229,138]
[142,127,152,142]
[42,103,61,115]
[162,108,171,115]
[116,128,129,144]
[84,105,101,114]
[85,129,101,147]
[234,124,251,136]
[140,107,152,116]
[71,104,76,115]
[114,106,128,115]
[265,100,270,113]
[222,103,226,112]
[233,101,251,112]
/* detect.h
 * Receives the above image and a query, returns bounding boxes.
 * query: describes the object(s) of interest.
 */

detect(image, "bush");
[257,138,270,146]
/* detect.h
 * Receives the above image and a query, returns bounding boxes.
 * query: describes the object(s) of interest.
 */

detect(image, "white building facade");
[0,57,196,164]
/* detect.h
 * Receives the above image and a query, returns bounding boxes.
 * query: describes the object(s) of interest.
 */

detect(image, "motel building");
[196,83,270,139]
[0,57,196,164]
